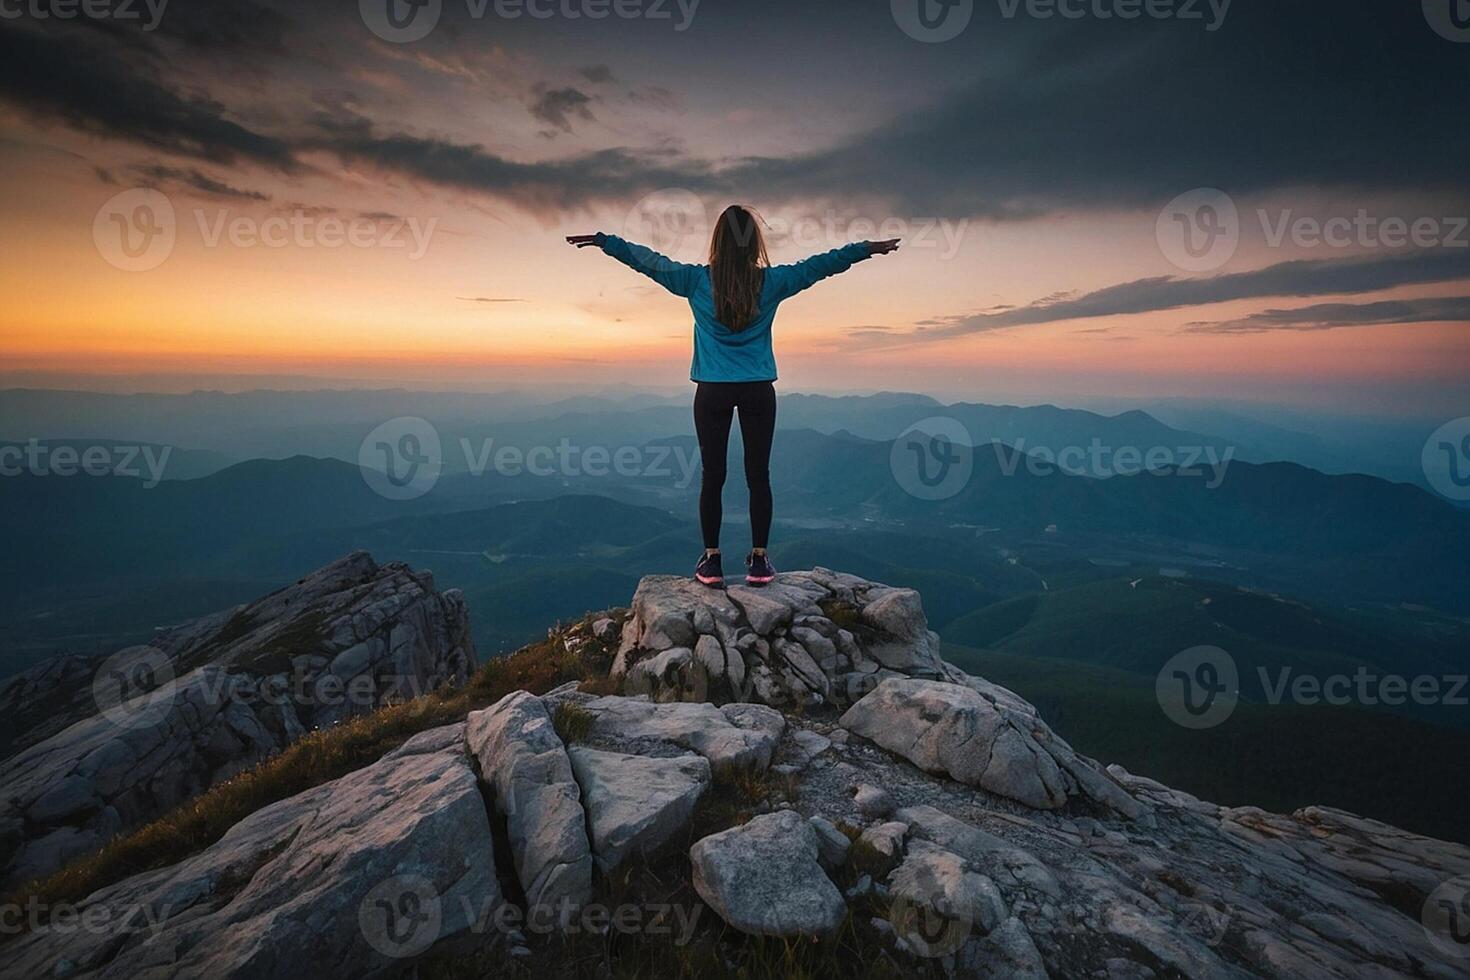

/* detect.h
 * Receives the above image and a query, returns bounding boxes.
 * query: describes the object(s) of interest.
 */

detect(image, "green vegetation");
[689,762,798,842]
[552,701,595,744]
[943,575,1470,730]
[942,642,1470,845]
[240,608,329,675]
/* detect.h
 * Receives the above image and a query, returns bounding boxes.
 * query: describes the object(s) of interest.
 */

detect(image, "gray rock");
[611,572,958,708]
[888,839,1008,935]
[465,692,593,915]
[12,568,1470,980]
[840,679,1073,811]
[726,585,799,634]
[809,815,852,871]
[0,552,476,887]
[958,916,1049,979]
[5,737,500,979]
[580,696,785,769]
[690,810,847,938]
[852,783,895,820]
[569,746,711,872]
[785,729,832,767]
[860,821,909,863]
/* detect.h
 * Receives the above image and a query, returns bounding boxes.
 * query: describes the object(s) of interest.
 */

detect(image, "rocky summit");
[4,567,1469,979]
[0,552,475,887]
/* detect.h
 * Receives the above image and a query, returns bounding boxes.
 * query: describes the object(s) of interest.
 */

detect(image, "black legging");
[693,381,776,550]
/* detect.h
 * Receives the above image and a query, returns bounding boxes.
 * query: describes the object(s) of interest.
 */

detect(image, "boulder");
[888,839,1008,937]
[809,815,852,871]
[568,746,711,872]
[576,696,785,770]
[840,679,1071,810]
[611,570,946,708]
[465,692,593,915]
[860,821,909,863]
[690,810,847,938]
[0,552,477,886]
[852,783,895,820]
[4,737,500,979]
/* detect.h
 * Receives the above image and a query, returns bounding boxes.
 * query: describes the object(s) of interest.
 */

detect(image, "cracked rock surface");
[0,552,475,887]
[8,568,1470,980]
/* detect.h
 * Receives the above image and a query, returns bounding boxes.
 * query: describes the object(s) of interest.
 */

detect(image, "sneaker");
[745,551,776,585]
[695,552,724,587]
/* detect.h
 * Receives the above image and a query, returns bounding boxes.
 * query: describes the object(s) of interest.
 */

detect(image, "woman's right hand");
[566,234,602,248]
[867,239,901,256]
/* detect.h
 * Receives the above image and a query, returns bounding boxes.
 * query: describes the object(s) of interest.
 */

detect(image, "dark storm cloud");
[726,4,1470,218]
[902,251,1470,339]
[528,87,596,134]
[0,26,296,170]
[54,0,298,80]
[312,122,721,211]
[299,4,1469,220]
[579,65,616,85]
[128,164,271,201]
[3,2,1466,223]
[146,0,294,57]
[1184,297,1470,335]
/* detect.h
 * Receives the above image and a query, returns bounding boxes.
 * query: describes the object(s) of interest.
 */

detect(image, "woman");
[569,206,899,586]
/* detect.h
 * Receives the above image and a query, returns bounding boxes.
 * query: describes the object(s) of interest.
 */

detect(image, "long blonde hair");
[708,205,769,332]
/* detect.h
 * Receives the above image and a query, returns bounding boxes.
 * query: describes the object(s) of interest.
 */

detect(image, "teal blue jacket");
[598,234,871,383]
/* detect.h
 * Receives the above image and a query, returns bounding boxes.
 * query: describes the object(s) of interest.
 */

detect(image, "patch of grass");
[422,820,937,980]
[553,702,595,744]
[844,836,897,883]
[817,598,865,634]
[9,692,467,918]
[689,763,796,841]
[577,674,622,696]
[3,615,620,928]
[242,608,330,674]
[174,607,259,674]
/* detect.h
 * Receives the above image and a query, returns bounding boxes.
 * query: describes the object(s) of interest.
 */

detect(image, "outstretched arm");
[766,239,900,302]
[566,233,701,298]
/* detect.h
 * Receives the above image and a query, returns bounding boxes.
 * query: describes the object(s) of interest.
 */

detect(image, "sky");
[1,0,1468,416]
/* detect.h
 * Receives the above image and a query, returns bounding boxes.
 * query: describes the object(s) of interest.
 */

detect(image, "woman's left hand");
[566,235,601,248]
[867,239,901,256]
